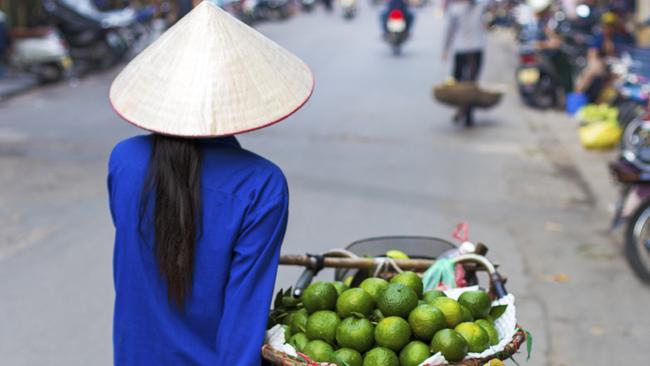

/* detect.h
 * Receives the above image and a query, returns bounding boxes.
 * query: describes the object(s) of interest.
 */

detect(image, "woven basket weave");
[433,83,502,109]
[262,327,527,366]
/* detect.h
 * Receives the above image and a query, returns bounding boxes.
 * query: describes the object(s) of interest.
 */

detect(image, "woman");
[574,11,635,98]
[442,0,487,126]
[107,2,313,365]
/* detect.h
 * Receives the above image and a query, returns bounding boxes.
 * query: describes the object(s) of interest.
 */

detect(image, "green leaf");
[489,304,508,320]
[273,289,283,310]
[508,355,521,366]
[282,295,301,309]
[369,309,385,323]
[351,312,366,319]
[525,329,534,361]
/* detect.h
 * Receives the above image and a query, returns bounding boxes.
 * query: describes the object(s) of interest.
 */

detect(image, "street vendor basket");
[433,82,503,109]
[263,236,529,366]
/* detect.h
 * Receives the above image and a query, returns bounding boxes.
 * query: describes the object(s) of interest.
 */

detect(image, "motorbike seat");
[9,27,53,39]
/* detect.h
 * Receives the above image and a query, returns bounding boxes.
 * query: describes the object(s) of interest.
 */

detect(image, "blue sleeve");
[214,181,289,365]
[107,173,116,227]
[107,149,119,227]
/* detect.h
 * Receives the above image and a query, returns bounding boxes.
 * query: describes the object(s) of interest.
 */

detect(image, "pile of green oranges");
[274,271,503,366]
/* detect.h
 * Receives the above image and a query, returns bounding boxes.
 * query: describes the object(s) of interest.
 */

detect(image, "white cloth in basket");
[421,286,517,365]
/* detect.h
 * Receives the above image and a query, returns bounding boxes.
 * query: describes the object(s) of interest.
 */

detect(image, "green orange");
[374,316,412,352]
[336,288,375,318]
[359,278,389,303]
[377,284,418,318]
[430,329,468,362]
[408,304,447,341]
[390,271,423,298]
[301,282,338,313]
[305,310,340,344]
[336,317,375,353]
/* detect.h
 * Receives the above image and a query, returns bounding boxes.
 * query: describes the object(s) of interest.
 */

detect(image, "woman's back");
[446,0,487,53]
[108,135,288,365]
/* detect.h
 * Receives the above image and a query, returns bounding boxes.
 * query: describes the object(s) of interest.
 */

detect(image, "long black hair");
[140,134,203,308]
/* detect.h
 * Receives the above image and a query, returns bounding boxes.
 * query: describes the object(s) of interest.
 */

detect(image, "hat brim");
[109,69,314,138]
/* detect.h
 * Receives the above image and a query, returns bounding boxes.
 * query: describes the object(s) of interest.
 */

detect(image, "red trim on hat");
[109,66,315,138]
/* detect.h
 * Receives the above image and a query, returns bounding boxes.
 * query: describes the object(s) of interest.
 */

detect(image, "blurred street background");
[2,0,650,365]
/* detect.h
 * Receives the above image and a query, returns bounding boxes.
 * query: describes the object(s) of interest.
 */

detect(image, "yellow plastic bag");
[578,121,622,150]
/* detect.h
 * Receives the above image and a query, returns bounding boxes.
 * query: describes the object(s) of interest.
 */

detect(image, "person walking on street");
[107,2,313,365]
[442,0,487,126]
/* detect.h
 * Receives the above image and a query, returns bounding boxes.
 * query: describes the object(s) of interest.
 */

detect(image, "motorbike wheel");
[531,74,556,109]
[625,199,650,284]
[343,10,355,20]
[35,63,65,84]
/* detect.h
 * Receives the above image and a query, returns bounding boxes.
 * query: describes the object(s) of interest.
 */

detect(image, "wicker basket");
[433,83,503,109]
[262,327,526,366]
[263,253,528,366]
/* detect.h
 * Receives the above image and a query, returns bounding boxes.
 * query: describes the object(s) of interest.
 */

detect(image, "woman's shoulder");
[202,140,288,200]
[108,135,152,171]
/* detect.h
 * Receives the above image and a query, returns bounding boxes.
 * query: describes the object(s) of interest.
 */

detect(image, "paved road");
[1,4,649,365]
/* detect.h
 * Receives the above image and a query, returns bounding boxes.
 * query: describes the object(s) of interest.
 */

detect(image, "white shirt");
[445,0,487,53]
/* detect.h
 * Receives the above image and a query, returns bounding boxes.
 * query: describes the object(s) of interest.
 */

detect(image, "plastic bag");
[578,121,622,150]
[566,92,588,115]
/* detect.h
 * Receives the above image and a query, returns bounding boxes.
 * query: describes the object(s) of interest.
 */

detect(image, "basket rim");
[262,326,528,366]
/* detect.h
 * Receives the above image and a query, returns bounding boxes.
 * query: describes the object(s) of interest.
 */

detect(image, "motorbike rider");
[380,0,414,35]
[574,11,635,95]
[528,0,574,95]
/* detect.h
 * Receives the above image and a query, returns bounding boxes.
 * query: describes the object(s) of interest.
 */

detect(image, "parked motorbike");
[222,0,254,24]
[610,116,650,283]
[3,27,72,83]
[253,0,292,21]
[384,9,408,56]
[515,44,563,108]
[300,0,317,12]
[340,0,357,20]
[43,0,139,69]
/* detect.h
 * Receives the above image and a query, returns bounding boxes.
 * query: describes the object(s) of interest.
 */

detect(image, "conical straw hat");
[109,1,314,137]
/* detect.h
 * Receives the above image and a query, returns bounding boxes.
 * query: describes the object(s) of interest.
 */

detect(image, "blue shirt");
[590,31,635,57]
[108,135,289,365]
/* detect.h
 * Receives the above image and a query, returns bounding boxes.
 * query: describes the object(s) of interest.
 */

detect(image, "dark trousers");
[453,50,483,83]
[453,50,484,126]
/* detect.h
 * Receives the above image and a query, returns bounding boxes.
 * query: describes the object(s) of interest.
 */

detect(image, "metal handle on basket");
[293,268,316,298]
[291,254,326,298]
[452,254,508,298]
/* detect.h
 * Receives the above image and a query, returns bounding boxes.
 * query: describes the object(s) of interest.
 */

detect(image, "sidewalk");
[489,30,650,365]
[541,109,619,213]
